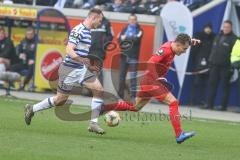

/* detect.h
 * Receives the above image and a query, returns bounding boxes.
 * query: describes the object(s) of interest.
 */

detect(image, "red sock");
[169,101,182,137]
[103,101,137,112]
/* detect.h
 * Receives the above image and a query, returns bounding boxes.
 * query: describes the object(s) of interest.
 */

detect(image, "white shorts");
[57,62,96,94]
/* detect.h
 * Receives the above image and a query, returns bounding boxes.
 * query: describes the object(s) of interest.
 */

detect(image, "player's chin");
[175,53,181,56]
[176,52,185,56]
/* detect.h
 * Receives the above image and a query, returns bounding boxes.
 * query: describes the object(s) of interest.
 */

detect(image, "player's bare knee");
[92,86,104,97]
[96,85,104,92]
[53,96,67,106]
[57,100,67,106]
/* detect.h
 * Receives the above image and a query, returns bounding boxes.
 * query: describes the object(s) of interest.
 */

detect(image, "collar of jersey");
[81,23,90,31]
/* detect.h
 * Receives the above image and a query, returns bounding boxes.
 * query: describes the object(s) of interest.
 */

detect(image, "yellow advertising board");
[11,27,26,46]
[0,6,37,19]
[34,30,68,89]
[0,5,69,90]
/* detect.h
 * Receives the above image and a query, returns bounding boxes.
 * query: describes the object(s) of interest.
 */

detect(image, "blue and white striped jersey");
[64,23,91,68]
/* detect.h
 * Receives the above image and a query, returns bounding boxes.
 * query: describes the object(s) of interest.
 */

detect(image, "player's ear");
[175,42,181,47]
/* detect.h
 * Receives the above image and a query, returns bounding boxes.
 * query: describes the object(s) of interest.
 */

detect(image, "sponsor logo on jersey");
[156,49,164,56]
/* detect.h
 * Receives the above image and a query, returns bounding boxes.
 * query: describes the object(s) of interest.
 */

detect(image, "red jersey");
[146,41,175,79]
[138,41,175,101]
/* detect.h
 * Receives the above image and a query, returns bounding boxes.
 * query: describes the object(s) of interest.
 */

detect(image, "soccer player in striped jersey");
[24,8,106,134]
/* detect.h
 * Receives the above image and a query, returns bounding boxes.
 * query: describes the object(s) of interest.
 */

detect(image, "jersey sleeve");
[149,48,169,63]
[68,29,80,45]
[147,48,171,78]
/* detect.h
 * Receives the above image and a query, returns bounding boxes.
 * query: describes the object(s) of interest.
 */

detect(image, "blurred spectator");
[68,0,83,8]
[9,27,36,90]
[81,0,96,9]
[3,0,13,4]
[206,20,237,111]
[190,23,215,106]
[13,0,57,5]
[13,0,33,5]
[0,26,16,85]
[106,0,126,12]
[145,0,165,15]
[54,0,67,8]
[54,0,84,8]
[36,0,57,6]
[72,0,84,8]
[89,5,114,86]
[181,0,211,11]
[230,38,240,102]
[122,0,146,14]
[231,39,240,70]
[10,0,211,12]
[0,26,15,72]
[117,14,143,100]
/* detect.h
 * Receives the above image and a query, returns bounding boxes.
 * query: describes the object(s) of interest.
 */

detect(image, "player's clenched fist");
[191,39,201,46]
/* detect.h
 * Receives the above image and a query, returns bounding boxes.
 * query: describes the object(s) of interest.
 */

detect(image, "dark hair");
[129,13,137,19]
[88,8,103,16]
[175,33,191,45]
[204,23,212,29]
[129,13,136,17]
[224,20,232,26]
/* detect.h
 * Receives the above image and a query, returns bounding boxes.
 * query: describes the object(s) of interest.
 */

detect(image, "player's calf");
[102,101,137,113]
[168,100,182,137]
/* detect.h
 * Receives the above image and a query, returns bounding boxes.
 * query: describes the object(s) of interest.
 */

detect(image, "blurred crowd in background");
[1,0,212,15]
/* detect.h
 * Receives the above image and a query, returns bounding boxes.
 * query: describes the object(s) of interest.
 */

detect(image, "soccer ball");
[104,111,121,127]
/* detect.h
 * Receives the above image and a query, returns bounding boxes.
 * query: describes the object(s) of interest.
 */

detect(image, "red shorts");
[137,75,171,102]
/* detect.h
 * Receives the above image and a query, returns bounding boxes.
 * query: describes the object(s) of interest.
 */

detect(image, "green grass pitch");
[0,97,240,160]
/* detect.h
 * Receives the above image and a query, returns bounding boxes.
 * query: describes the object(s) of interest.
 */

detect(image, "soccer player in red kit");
[103,33,201,144]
